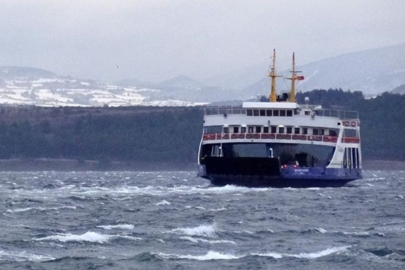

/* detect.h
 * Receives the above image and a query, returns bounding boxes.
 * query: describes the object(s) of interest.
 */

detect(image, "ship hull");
[198,157,361,188]
[205,175,355,188]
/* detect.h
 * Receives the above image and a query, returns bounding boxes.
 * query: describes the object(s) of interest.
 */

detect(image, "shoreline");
[0,158,196,172]
[0,158,404,172]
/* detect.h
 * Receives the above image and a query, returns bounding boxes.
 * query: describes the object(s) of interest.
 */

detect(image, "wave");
[170,223,217,238]
[97,224,134,230]
[8,206,77,213]
[61,184,271,199]
[34,231,141,243]
[254,246,350,259]
[179,236,236,245]
[156,200,171,206]
[314,228,327,233]
[0,249,55,262]
[340,231,370,237]
[158,251,241,261]
[157,246,350,261]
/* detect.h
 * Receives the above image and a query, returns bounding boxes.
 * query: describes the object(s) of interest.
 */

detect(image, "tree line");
[0,89,403,167]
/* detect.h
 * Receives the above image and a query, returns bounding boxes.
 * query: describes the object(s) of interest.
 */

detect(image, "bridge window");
[248,127,254,133]
[247,110,252,116]
[294,127,300,134]
[260,110,265,116]
[329,129,338,136]
[263,127,269,133]
[286,127,292,134]
[273,110,279,116]
[206,126,222,133]
[287,110,293,116]
[279,127,285,134]
[313,129,319,135]
[223,127,229,133]
[266,110,272,116]
[233,127,239,133]
[344,129,357,137]
[302,128,308,135]
[280,110,286,116]
[271,126,277,133]
[256,126,261,133]
[241,127,246,133]
[254,110,259,116]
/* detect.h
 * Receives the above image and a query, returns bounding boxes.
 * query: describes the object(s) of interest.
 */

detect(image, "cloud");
[0,0,404,82]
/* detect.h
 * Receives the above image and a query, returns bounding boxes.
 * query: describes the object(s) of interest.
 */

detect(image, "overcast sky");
[0,0,404,83]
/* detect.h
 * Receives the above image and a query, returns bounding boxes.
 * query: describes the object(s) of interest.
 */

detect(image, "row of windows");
[223,126,338,136]
[246,109,297,117]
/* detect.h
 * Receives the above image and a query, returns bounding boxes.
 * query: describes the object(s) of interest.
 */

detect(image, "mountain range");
[0,43,404,107]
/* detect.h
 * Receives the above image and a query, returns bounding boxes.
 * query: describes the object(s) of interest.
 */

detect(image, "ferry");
[197,50,362,187]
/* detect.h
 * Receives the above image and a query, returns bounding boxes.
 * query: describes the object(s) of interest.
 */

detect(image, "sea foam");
[179,236,236,245]
[0,250,55,262]
[158,251,241,261]
[171,224,217,238]
[35,231,140,243]
[254,246,350,259]
[97,224,134,230]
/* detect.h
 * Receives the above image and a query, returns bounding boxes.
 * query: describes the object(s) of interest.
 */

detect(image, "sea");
[0,170,404,270]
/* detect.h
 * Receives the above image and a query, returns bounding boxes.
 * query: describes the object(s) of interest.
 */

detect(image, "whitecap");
[11,206,77,213]
[35,231,111,243]
[341,231,370,237]
[171,224,217,238]
[179,236,236,245]
[97,224,134,230]
[315,228,327,233]
[158,251,241,261]
[119,235,142,241]
[291,246,350,259]
[156,200,171,206]
[254,246,350,259]
[0,250,55,262]
[209,207,226,212]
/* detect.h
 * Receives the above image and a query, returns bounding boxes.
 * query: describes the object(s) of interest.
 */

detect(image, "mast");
[289,53,296,102]
[287,52,303,103]
[268,49,281,102]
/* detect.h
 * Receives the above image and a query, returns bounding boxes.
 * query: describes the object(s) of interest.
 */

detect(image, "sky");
[0,0,404,83]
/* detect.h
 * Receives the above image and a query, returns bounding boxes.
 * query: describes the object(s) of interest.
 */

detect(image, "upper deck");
[204,102,359,120]
[201,102,361,146]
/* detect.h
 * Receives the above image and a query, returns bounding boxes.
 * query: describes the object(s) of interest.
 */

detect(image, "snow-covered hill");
[244,43,405,97]
[0,68,206,107]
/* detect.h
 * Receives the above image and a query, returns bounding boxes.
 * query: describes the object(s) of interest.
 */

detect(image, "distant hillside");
[392,83,405,94]
[158,75,207,89]
[0,90,404,168]
[244,43,405,97]
[0,66,56,79]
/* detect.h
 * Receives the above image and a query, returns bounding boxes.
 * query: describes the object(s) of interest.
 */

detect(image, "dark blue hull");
[198,163,362,188]
[206,175,357,188]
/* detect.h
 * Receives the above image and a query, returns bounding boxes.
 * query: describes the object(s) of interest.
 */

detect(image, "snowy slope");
[244,43,405,96]
[0,72,205,107]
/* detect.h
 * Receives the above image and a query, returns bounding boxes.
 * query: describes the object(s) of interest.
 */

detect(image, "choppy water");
[0,170,404,269]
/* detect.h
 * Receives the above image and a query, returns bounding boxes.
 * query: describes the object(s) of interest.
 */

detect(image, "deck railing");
[202,133,360,144]
[204,106,359,120]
